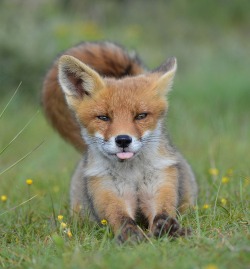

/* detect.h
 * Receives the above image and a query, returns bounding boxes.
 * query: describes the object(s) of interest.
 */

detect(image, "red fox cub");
[42,41,197,243]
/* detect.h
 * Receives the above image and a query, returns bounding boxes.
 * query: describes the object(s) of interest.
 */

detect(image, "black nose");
[115,135,132,148]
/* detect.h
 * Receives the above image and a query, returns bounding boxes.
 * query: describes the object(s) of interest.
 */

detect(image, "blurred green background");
[1,0,250,98]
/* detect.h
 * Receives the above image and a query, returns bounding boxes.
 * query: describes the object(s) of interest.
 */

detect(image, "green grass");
[1,1,250,268]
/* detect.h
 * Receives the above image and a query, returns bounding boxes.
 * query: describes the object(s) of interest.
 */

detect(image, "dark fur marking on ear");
[75,78,85,97]
[65,70,89,98]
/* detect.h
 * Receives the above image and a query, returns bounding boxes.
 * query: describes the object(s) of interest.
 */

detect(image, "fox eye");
[97,115,110,121]
[135,113,148,120]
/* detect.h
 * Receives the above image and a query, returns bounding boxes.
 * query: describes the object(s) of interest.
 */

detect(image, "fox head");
[58,55,177,161]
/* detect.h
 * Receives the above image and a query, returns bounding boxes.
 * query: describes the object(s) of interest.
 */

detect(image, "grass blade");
[195,204,201,238]
[0,141,44,177]
[0,82,22,119]
[0,110,40,155]
[0,194,38,216]
[213,181,222,218]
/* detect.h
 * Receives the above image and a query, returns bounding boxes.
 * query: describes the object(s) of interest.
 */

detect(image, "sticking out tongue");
[116,152,134,160]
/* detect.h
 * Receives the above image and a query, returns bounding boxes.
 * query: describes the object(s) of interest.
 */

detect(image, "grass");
[0,1,250,268]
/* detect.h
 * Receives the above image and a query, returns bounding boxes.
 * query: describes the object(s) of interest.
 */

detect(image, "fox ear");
[154,57,177,95]
[58,55,105,105]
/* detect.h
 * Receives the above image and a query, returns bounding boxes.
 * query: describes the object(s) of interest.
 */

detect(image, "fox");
[42,41,198,243]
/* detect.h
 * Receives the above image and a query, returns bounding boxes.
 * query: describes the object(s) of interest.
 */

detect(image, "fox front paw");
[116,218,144,244]
[152,213,191,238]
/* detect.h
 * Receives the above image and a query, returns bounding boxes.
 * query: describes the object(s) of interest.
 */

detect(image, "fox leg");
[88,177,144,243]
[140,166,189,238]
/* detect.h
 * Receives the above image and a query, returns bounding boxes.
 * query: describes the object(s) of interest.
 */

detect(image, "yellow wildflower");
[67,229,73,238]
[1,195,7,202]
[203,204,210,209]
[220,198,227,206]
[26,179,33,185]
[60,222,67,229]
[209,168,219,176]
[221,176,229,184]
[58,215,63,221]
[101,219,108,225]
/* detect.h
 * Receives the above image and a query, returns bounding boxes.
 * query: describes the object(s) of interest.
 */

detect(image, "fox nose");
[115,135,132,148]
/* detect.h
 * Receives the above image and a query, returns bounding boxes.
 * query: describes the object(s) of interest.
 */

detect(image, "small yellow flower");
[60,222,67,229]
[101,219,108,225]
[221,176,229,184]
[220,198,227,206]
[58,215,63,221]
[204,264,218,269]
[1,195,7,202]
[67,229,73,238]
[209,168,219,176]
[203,204,210,209]
[26,179,33,185]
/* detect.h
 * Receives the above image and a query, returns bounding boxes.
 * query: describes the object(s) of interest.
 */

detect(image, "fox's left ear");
[153,57,177,95]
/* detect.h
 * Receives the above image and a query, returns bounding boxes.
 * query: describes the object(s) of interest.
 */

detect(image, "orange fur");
[74,76,166,138]
[89,177,133,232]
[154,166,179,217]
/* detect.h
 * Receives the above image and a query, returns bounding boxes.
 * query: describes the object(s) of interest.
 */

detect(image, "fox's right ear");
[153,57,177,95]
[58,55,105,106]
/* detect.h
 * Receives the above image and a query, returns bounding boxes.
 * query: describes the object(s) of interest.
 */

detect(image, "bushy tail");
[42,42,145,152]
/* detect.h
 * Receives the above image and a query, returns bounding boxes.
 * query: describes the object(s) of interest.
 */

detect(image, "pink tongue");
[116,152,134,159]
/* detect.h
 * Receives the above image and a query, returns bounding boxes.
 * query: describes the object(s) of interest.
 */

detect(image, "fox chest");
[99,164,167,223]
[106,164,165,203]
